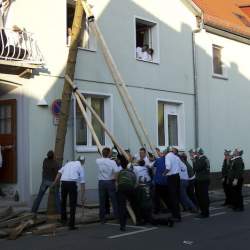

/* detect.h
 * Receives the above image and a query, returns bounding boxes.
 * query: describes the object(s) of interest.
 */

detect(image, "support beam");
[81,1,156,155]
[65,75,129,161]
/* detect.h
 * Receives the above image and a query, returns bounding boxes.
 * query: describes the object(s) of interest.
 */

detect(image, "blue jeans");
[180,180,196,210]
[98,180,118,222]
[31,179,61,213]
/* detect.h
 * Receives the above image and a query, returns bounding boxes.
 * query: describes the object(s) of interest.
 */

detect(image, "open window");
[135,18,159,63]
[66,1,96,50]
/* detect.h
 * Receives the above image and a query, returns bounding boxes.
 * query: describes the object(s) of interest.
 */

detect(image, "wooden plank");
[0,206,13,219]
[32,224,56,236]
[126,202,136,225]
[9,219,34,240]
[0,213,33,228]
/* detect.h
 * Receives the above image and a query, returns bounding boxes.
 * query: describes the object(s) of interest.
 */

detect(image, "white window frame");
[212,44,228,80]
[66,0,96,52]
[134,16,160,64]
[156,99,185,151]
[73,91,113,153]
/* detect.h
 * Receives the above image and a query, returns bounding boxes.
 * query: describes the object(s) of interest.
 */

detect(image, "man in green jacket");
[221,150,232,206]
[229,149,244,212]
[193,148,210,218]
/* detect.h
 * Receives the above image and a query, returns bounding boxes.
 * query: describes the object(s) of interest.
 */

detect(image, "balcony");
[0,28,44,77]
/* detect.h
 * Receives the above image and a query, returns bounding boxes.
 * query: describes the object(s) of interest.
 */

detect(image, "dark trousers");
[222,177,232,205]
[98,180,118,222]
[195,180,210,216]
[231,178,244,210]
[61,181,77,227]
[187,179,198,207]
[117,187,137,228]
[153,184,171,213]
[167,173,181,219]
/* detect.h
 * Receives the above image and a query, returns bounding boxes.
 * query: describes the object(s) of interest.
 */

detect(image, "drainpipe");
[192,16,203,148]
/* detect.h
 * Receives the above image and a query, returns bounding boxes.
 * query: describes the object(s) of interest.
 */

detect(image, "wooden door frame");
[0,99,17,183]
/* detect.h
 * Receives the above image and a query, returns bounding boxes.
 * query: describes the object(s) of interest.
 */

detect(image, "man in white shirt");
[135,147,150,167]
[164,146,182,221]
[96,147,119,223]
[133,160,151,184]
[178,156,197,212]
[53,156,85,230]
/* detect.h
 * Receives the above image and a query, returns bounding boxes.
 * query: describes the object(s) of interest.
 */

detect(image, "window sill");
[75,146,100,153]
[66,45,96,53]
[136,58,160,65]
[212,74,228,80]
[158,146,185,152]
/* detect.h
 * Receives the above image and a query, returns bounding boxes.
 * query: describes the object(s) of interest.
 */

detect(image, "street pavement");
[1,199,250,250]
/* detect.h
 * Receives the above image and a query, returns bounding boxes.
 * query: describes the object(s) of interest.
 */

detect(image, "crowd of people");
[29,145,245,231]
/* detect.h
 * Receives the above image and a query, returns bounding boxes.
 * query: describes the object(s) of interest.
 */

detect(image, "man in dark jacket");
[229,149,245,212]
[221,150,232,206]
[31,150,60,213]
[193,148,210,218]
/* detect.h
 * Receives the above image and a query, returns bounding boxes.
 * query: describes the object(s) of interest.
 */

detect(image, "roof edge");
[182,0,202,16]
[205,24,250,45]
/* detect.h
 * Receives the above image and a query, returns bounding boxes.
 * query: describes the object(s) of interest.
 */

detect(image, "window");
[0,104,12,134]
[212,45,224,76]
[157,102,184,148]
[67,1,95,50]
[135,18,159,63]
[74,94,112,151]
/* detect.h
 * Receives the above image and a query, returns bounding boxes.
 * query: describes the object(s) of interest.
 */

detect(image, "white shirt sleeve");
[111,160,120,173]
[165,155,171,170]
[78,166,85,184]
[59,166,65,174]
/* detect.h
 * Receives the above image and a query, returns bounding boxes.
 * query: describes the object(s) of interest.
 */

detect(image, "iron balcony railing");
[0,28,44,65]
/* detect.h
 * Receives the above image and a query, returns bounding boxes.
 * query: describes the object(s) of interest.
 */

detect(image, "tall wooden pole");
[48,0,84,216]
[54,0,84,164]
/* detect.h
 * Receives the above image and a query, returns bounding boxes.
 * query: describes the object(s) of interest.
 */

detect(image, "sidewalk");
[209,184,250,203]
[1,185,250,227]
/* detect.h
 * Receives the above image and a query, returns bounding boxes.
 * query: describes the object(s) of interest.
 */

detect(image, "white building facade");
[0,0,249,205]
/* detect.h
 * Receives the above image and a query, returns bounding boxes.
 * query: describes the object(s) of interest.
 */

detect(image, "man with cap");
[221,150,232,206]
[193,148,210,218]
[53,156,86,230]
[163,146,182,221]
[229,149,245,212]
